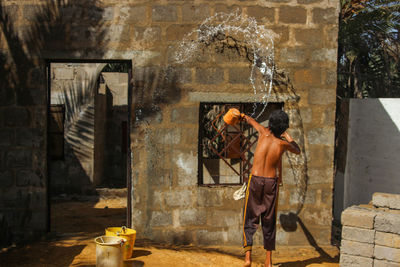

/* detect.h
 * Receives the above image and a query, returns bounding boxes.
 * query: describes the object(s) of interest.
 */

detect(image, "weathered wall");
[0,0,339,247]
[343,99,400,209]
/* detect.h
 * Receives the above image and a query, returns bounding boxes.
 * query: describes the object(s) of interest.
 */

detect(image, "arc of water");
[174,11,276,119]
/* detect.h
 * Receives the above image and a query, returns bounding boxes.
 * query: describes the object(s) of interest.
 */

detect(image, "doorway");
[46,60,132,234]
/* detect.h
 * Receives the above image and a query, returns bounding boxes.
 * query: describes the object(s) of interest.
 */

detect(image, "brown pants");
[243,175,278,251]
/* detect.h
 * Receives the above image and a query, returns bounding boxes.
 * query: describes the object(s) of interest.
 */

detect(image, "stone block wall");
[340,193,400,266]
[0,0,339,247]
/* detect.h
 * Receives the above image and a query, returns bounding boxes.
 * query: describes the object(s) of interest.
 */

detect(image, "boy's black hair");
[268,110,289,137]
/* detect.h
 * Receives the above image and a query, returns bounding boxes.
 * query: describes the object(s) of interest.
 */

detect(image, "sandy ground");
[0,198,339,267]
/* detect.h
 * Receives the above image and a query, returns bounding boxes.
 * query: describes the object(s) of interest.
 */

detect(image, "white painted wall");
[343,99,400,209]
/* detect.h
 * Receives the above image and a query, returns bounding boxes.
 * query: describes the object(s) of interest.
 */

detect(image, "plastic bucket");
[95,236,127,267]
[105,226,136,259]
[223,108,242,125]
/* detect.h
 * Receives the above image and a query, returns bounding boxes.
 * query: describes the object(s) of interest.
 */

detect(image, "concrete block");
[374,259,400,267]
[289,189,316,205]
[171,106,198,124]
[294,28,323,47]
[119,6,146,22]
[373,193,400,210]
[308,88,336,105]
[342,226,375,244]
[104,25,130,43]
[16,129,44,148]
[197,188,223,207]
[182,4,210,22]
[208,210,240,227]
[215,5,242,15]
[306,127,335,146]
[276,229,290,245]
[173,151,197,185]
[310,48,337,63]
[375,231,400,249]
[300,208,332,226]
[152,128,181,145]
[270,26,289,44]
[150,211,172,227]
[339,254,373,267]
[341,206,376,229]
[16,170,41,187]
[279,6,307,24]
[165,67,192,84]
[228,68,250,84]
[181,127,198,145]
[0,170,14,187]
[375,211,400,235]
[312,8,337,24]
[307,168,334,184]
[179,208,206,226]
[0,129,14,146]
[247,6,274,23]
[152,6,177,22]
[196,230,227,245]
[341,240,374,258]
[6,150,32,168]
[195,68,224,84]
[294,69,321,85]
[164,190,193,207]
[4,108,31,127]
[279,48,306,64]
[134,27,161,43]
[325,70,337,86]
[374,245,400,262]
[166,24,195,41]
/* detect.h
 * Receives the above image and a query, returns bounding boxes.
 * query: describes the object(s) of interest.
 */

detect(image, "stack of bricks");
[340,193,400,267]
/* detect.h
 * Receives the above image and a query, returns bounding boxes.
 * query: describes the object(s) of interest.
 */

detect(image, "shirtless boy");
[241,110,300,267]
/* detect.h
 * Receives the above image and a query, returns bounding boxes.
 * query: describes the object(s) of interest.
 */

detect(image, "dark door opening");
[46,60,132,234]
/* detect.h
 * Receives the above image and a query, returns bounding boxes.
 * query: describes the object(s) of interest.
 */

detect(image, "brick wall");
[0,0,339,247]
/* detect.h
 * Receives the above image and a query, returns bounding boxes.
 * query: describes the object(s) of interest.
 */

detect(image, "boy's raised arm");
[242,114,264,133]
[281,132,301,154]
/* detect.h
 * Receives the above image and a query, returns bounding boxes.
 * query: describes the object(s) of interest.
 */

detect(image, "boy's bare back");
[243,115,300,178]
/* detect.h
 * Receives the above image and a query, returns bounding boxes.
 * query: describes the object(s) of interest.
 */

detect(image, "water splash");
[174,12,309,215]
[174,11,277,119]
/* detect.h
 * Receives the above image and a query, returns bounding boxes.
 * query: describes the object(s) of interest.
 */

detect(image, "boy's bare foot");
[244,250,251,267]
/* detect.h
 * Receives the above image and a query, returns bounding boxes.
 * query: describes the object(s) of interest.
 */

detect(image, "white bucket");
[95,235,127,267]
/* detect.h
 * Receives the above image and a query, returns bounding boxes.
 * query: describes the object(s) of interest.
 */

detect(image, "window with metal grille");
[198,102,283,185]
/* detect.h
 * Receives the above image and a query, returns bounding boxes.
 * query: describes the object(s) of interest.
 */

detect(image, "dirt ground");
[0,197,339,267]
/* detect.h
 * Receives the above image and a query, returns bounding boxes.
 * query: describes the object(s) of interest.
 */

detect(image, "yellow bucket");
[105,226,136,259]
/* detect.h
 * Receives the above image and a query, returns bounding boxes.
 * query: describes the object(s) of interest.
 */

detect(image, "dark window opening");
[198,102,283,186]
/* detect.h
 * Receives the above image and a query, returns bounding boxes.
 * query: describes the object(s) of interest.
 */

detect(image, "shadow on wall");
[0,0,110,247]
[0,0,108,105]
[131,66,182,127]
